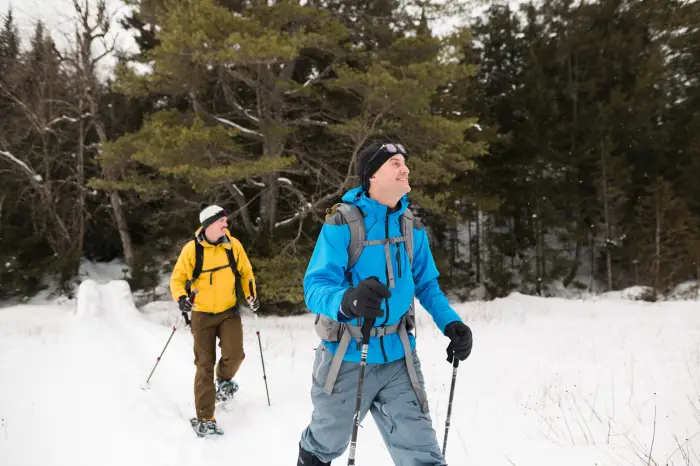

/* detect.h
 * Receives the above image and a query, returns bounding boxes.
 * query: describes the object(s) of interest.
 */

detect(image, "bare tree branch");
[213,115,264,137]
[0,150,42,182]
[190,92,264,138]
[46,113,92,128]
[278,177,314,254]
[0,193,5,230]
[0,82,44,134]
[225,66,261,90]
[219,79,260,123]
[290,118,329,127]
[312,110,389,210]
[229,183,259,236]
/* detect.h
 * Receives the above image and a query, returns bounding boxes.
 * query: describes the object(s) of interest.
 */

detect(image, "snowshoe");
[215,379,239,404]
[190,418,224,437]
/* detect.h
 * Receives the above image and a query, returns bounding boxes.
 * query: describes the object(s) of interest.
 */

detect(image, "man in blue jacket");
[297,142,473,465]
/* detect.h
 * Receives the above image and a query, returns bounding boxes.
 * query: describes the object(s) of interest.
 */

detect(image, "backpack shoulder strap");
[336,203,365,270]
[401,208,415,268]
[186,237,204,295]
[225,247,241,279]
[192,237,204,281]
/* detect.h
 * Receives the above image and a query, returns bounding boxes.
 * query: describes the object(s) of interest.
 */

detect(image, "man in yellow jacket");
[170,204,259,437]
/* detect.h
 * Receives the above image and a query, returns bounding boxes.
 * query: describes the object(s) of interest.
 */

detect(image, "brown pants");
[191,309,245,419]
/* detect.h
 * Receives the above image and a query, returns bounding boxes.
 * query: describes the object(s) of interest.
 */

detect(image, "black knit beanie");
[356,142,409,191]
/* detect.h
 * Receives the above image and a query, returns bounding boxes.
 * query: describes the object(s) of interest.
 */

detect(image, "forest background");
[1,0,698,312]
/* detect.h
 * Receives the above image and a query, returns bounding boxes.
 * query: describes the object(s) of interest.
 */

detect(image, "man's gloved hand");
[178,295,194,313]
[444,321,473,363]
[247,295,260,312]
[341,277,391,319]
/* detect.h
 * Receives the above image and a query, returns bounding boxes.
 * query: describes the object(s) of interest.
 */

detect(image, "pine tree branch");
[286,62,336,95]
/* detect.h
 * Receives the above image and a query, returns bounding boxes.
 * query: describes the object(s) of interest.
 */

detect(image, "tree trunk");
[475,209,481,284]
[601,142,613,291]
[535,186,543,296]
[260,172,280,234]
[450,218,458,279]
[654,184,661,294]
[562,236,581,288]
[259,61,294,236]
[77,99,86,259]
[90,95,135,268]
[589,230,595,292]
[109,188,134,267]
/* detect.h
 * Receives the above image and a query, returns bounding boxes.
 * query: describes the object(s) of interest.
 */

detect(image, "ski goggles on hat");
[363,143,409,176]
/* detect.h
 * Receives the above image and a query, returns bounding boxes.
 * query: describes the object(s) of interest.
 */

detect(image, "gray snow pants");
[299,344,446,465]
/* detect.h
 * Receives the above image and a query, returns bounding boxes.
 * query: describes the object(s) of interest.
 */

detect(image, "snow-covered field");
[2,278,700,466]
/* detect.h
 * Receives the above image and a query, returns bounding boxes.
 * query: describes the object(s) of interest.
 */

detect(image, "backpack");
[316,202,430,412]
[185,236,248,306]
[324,202,416,272]
[317,202,418,337]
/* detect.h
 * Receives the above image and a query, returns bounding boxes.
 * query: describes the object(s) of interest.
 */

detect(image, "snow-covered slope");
[1,281,700,466]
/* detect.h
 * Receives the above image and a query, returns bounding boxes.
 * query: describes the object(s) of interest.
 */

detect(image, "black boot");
[297,444,330,466]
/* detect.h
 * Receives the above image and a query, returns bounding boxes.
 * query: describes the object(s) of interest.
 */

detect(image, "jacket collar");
[195,227,233,249]
[341,186,409,219]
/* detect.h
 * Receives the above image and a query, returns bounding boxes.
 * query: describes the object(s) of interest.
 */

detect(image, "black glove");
[247,295,260,312]
[341,277,391,319]
[444,321,473,363]
[178,295,194,313]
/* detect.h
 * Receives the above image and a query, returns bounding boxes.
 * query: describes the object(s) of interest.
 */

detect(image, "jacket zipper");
[382,209,391,327]
[396,245,402,279]
[380,208,390,363]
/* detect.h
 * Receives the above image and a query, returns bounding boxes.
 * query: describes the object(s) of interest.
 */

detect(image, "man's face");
[370,154,410,196]
[205,216,228,239]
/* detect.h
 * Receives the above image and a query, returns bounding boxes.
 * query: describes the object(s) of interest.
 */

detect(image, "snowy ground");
[2,279,700,466]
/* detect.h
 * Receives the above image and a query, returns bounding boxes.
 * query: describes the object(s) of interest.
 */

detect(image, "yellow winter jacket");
[170,228,257,314]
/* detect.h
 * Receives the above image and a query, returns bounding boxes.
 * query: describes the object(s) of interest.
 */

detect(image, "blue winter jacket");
[304,187,463,364]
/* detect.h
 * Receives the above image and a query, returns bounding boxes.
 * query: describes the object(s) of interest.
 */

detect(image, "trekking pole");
[255,313,271,406]
[347,317,375,466]
[442,356,460,456]
[250,281,270,406]
[144,291,195,387]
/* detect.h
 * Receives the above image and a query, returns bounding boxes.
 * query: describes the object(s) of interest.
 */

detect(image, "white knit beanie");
[199,205,226,229]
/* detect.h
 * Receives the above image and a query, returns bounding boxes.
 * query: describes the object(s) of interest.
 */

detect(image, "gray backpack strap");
[323,330,354,395]
[321,317,428,413]
[401,209,416,333]
[401,208,415,267]
[336,204,365,270]
[398,319,429,413]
